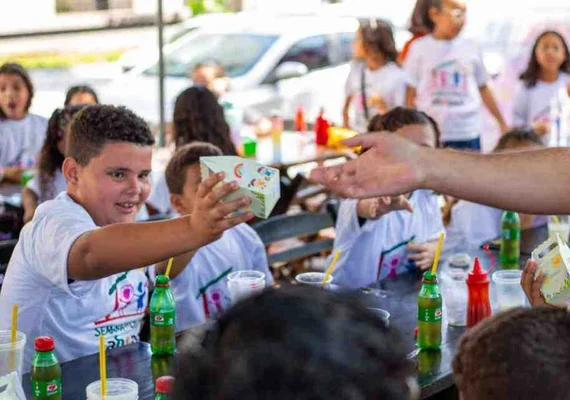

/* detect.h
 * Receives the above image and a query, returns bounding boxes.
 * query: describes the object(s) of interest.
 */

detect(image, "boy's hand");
[190,172,254,246]
[407,241,438,271]
[521,260,548,307]
[356,195,413,219]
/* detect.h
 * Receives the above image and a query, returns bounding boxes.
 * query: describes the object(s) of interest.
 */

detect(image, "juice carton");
[200,156,280,219]
[531,233,570,306]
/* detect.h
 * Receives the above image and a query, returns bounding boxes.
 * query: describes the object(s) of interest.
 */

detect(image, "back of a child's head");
[173,284,416,400]
[67,105,155,166]
[368,106,441,147]
[64,85,99,106]
[453,307,570,400]
[173,86,237,156]
[360,19,398,63]
[420,0,442,33]
[493,129,543,153]
[520,30,570,88]
[409,0,431,35]
[0,62,34,119]
[165,142,222,195]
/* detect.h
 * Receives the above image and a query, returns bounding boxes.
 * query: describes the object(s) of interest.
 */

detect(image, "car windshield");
[143,33,279,78]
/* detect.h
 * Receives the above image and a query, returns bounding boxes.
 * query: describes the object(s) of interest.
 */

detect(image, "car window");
[143,33,278,78]
[278,35,331,71]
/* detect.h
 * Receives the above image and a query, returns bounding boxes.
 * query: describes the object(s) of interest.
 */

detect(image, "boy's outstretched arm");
[68,172,254,280]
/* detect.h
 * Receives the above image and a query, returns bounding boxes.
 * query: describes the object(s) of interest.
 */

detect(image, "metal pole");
[157,0,166,147]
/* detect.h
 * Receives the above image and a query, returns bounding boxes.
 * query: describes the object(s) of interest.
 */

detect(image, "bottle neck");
[34,350,58,366]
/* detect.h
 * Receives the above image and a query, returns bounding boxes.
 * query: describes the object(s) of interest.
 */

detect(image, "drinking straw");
[9,304,17,371]
[552,215,560,224]
[165,257,174,279]
[430,232,445,276]
[99,335,107,398]
[322,250,341,287]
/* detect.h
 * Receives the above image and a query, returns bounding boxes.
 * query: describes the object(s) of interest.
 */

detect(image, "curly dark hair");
[360,19,398,63]
[173,284,415,400]
[37,105,86,201]
[64,85,99,106]
[519,31,570,88]
[494,128,543,152]
[67,105,155,166]
[173,86,237,155]
[453,307,570,400]
[0,63,34,120]
[166,142,222,195]
[368,106,441,147]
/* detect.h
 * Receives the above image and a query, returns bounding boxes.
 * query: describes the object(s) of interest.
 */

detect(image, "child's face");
[170,164,201,216]
[535,33,567,73]
[65,142,152,226]
[430,0,467,39]
[68,92,97,106]
[0,73,30,120]
[395,123,437,148]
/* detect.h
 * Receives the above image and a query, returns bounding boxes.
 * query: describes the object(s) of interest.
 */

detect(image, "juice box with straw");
[200,156,280,219]
[531,233,570,306]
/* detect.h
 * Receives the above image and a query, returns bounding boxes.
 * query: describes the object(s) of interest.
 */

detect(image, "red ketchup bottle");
[466,257,492,328]
[314,109,329,146]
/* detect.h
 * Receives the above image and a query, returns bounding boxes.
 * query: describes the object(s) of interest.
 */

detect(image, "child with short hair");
[162,142,272,330]
[64,85,99,106]
[513,31,570,145]
[453,307,570,400]
[0,63,48,183]
[343,19,407,132]
[331,107,444,288]
[404,0,507,150]
[174,285,419,400]
[0,105,253,370]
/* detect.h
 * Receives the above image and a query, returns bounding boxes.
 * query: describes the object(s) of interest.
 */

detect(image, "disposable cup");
[86,378,138,400]
[0,330,26,378]
[227,270,266,304]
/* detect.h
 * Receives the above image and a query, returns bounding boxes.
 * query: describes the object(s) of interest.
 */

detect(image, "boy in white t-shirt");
[331,107,444,288]
[404,0,507,150]
[159,142,273,331]
[0,105,254,371]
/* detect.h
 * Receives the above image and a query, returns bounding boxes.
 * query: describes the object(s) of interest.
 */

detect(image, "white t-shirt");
[331,190,444,288]
[404,35,489,142]
[0,114,47,168]
[345,61,406,133]
[0,193,149,371]
[171,223,272,331]
[147,171,172,214]
[512,73,570,145]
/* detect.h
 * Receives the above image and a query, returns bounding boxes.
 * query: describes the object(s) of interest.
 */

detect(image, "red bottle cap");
[466,257,489,284]
[34,336,55,352]
[156,376,175,394]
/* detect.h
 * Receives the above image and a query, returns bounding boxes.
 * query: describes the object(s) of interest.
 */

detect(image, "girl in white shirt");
[0,63,47,183]
[331,107,444,288]
[343,19,407,133]
[513,31,570,145]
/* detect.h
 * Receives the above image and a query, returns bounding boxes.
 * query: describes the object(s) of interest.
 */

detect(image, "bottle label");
[502,229,520,241]
[32,378,62,398]
[151,311,175,327]
[418,307,443,323]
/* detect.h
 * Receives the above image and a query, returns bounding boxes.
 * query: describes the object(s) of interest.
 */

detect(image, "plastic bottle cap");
[35,336,55,352]
[155,275,170,286]
[421,271,437,283]
[466,257,489,284]
[156,376,175,394]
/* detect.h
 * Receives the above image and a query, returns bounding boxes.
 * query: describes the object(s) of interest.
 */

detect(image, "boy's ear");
[170,194,186,215]
[62,157,79,185]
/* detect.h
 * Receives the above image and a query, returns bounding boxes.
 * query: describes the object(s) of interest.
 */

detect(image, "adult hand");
[356,195,413,219]
[309,133,427,199]
[407,241,437,271]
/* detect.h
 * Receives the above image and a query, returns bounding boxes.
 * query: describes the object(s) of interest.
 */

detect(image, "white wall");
[2,0,57,34]
[132,0,186,14]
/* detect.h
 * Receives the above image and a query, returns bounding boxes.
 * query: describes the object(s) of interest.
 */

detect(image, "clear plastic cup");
[367,307,390,326]
[227,270,266,304]
[441,269,467,326]
[86,378,138,400]
[295,272,332,287]
[0,331,26,378]
[548,215,570,243]
[448,253,471,269]
[492,270,526,311]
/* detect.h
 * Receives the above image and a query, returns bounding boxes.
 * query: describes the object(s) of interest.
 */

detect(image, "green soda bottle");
[155,376,175,400]
[417,271,442,350]
[150,275,176,355]
[31,336,62,400]
[500,211,520,269]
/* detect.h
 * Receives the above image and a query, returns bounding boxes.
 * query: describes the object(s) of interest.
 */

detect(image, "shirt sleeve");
[30,207,96,295]
[147,171,172,214]
[512,82,529,127]
[391,69,407,108]
[26,175,40,196]
[344,62,360,97]
[473,46,490,87]
[333,199,365,251]
[403,41,421,88]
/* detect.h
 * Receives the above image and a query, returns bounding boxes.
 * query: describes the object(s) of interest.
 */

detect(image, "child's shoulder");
[32,192,94,228]
[227,222,264,247]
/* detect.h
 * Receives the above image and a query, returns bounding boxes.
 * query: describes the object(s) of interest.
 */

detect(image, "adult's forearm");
[422,147,570,214]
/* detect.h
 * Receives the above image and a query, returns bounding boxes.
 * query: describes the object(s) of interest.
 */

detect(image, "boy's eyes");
[109,171,125,179]
[138,172,150,179]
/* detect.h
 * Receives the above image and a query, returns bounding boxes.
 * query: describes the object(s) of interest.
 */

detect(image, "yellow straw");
[99,335,107,398]
[552,215,560,224]
[322,250,341,287]
[165,257,174,279]
[9,305,17,371]
[430,232,445,276]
